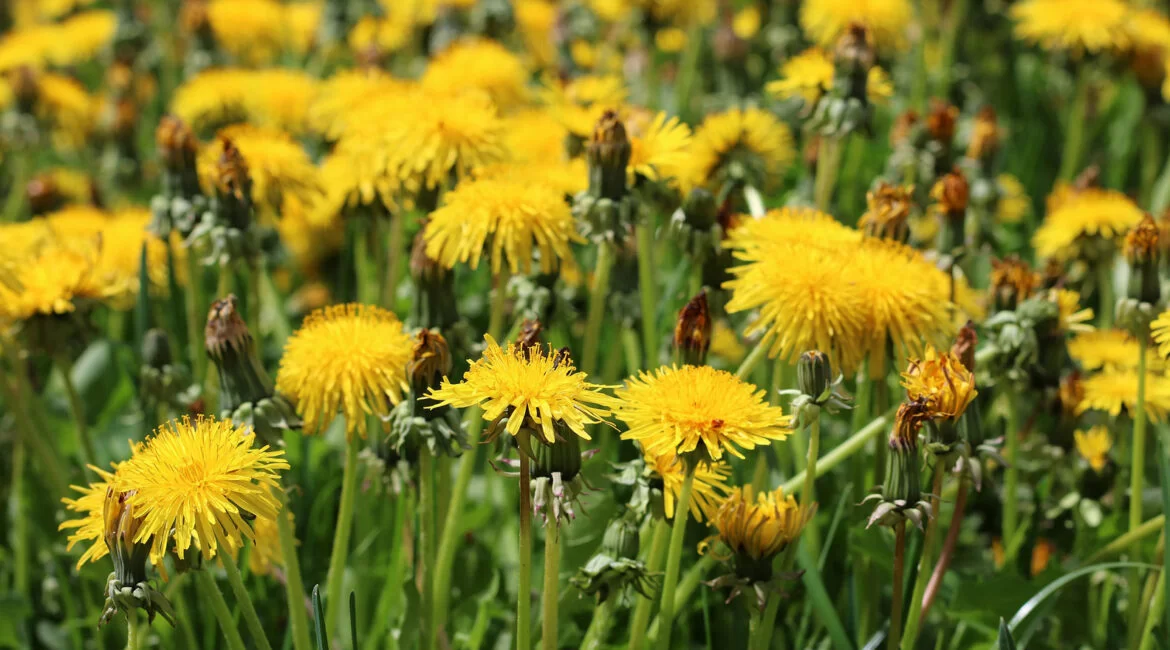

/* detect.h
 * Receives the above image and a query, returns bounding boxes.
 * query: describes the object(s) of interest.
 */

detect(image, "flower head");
[627,110,692,183]
[1074,427,1112,473]
[1050,289,1095,334]
[1033,187,1144,260]
[644,449,730,522]
[699,486,814,587]
[59,464,120,569]
[427,335,614,444]
[423,176,583,275]
[117,416,288,564]
[859,182,914,240]
[276,304,413,438]
[197,124,321,219]
[766,46,893,106]
[683,107,794,191]
[1078,369,1170,422]
[1069,329,1163,372]
[901,346,978,421]
[543,74,628,138]
[799,0,913,52]
[615,365,790,463]
[1010,0,1130,56]
[422,38,529,110]
[990,256,1039,311]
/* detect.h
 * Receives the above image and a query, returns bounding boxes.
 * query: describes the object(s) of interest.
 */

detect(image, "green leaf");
[349,591,359,650]
[797,542,855,650]
[1008,562,1160,640]
[135,242,150,355]
[312,585,327,650]
[996,618,1017,650]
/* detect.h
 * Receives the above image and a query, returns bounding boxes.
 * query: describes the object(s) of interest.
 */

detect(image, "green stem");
[1130,340,1151,649]
[248,264,261,341]
[901,465,945,650]
[326,433,362,640]
[432,415,485,642]
[580,598,614,650]
[621,327,642,374]
[185,253,205,379]
[814,136,845,211]
[490,271,509,341]
[735,336,772,380]
[55,354,97,466]
[215,530,274,650]
[1059,69,1092,181]
[582,244,614,375]
[636,222,659,368]
[781,406,898,494]
[655,465,696,650]
[751,591,783,650]
[0,369,67,497]
[645,556,715,641]
[518,453,534,650]
[126,607,140,650]
[801,415,822,555]
[275,487,313,650]
[1098,258,1115,328]
[12,441,27,597]
[889,522,907,650]
[1089,516,1166,563]
[383,211,405,309]
[1003,392,1022,556]
[420,449,436,650]
[196,569,248,650]
[541,523,561,650]
[1138,570,1166,650]
[628,521,670,650]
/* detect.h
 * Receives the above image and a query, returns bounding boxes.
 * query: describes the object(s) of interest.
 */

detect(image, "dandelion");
[1074,427,1113,473]
[307,70,412,141]
[800,0,912,52]
[1069,330,1163,372]
[1077,369,1170,422]
[1033,186,1143,260]
[627,110,692,183]
[58,465,120,570]
[197,125,322,219]
[683,107,795,192]
[643,449,730,522]
[1010,0,1130,55]
[422,38,530,111]
[1050,289,1095,334]
[901,346,978,422]
[543,74,628,138]
[766,46,893,106]
[206,0,285,65]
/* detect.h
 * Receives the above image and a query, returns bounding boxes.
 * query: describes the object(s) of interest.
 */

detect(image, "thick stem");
[125,607,139,650]
[582,244,614,375]
[621,327,642,374]
[814,135,845,211]
[752,590,783,650]
[541,523,561,650]
[55,354,97,466]
[419,449,436,650]
[518,453,533,650]
[383,211,405,309]
[628,521,670,650]
[655,466,696,650]
[645,556,715,641]
[185,253,205,379]
[1058,69,1092,182]
[1130,340,1151,648]
[735,336,772,381]
[274,487,313,650]
[889,522,907,650]
[1098,258,1115,328]
[580,598,614,650]
[900,465,945,649]
[1003,392,1022,555]
[635,223,659,368]
[195,569,248,650]
[920,473,969,620]
[215,530,274,650]
[800,415,822,556]
[325,434,362,639]
[490,271,509,342]
[432,415,485,640]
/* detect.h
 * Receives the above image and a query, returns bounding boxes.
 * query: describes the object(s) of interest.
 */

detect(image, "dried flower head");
[859,182,914,240]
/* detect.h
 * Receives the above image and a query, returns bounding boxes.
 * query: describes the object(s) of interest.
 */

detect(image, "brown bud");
[409,329,452,388]
[588,109,630,167]
[516,319,544,354]
[860,182,915,240]
[891,399,930,450]
[966,106,999,161]
[951,321,977,373]
[1059,372,1084,420]
[11,66,39,112]
[925,99,958,145]
[1125,214,1160,264]
[990,256,1038,311]
[205,294,251,358]
[216,137,250,201]
[410,227,447,283]
[156,115,197,172]
[931,168,969,218]
[674,292,711,365]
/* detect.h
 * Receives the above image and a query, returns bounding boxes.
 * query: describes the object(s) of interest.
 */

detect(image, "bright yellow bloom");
[276,304,413,438]
[766,47,893,105]
[198,125,322,219]
[615,365,790,462]
[247,511,287,576]
[699,486,814,563]
[207,0,285,65]
[655,28,688,53]
[1050,289,1095,334]
[800,0,912,52]
[58,464,119,570]
[1069,329,1163,372]
[515,0,558,69]
[117,416,288,564]
[308,70,412,141]
[1074,427,1113,472]
[347,14,413,55]
[709,320,746,365]
[0,243,116,320]
[283,2,323,56]
[1011,0,1130,55]
[1032,187,1144,259]
[1077,369,1170,422]
[543,75,628,138]
[1153,308,1170,359]
[475,160,589,198]
[426,335,615,443]
[423,176,583,275]
[423,38,530,111]
[10,0,97,25]
[644,450,731,522]
[996,174,1031,224]
[733,6,762,39]
[902,346,978,421]
[501,108,571,164]
[17,71,99,150]
[0,10,113,71]
[627,110,692,183]
[684,107,795,191]
[171,68,318,134]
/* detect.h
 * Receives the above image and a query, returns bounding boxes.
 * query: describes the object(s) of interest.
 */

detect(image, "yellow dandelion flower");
[655,28,688,54]
[58,464,119,570]
[515,0,558,69]
[283,2,322,56]
[644,450,731,522]
[1032,187,1144,259]
[543,75,629,138]
[171,68,318,135]
[198,125,322,219]
[0,242,117,321]
[699,486,814,566]
[10,0,97,25]
[423,176,583,275]
[1075,426,1113,472]
[117,416,288,563]
[246,68,319,134]
[996,174,1031,224]
[615,365,790,462]
[475,160,588,197]
[727,206,861,253]
[33,72,99,150]
[247,510,287,576]
[684,107,795,191]
[207,0,285,66]
[423,38,530,111]
[276,304,413,438]
[1077,369,1170,422]
[1153,308,1170,359]
[1051,289,1095,334]
[347,14,414,56]
[170,68,251,133]
[308,70,412,141]
[901,346,978,421]
[733,6,762,39]
[800,0,913,52]
[627,110,692,182]
[426,335,615,443]
[1010,0,1130,56]
[1069,329,1163,372]
[52,10,117,67]
[766,47,893,106]
[502,108,571,164]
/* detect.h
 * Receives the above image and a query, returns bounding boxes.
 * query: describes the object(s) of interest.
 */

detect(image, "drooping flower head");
[426,335,615,445]
[1074,427,1112,473]
[423,176,584,275]
[615,365,790,464]
[276,304,413,439]
[901,346,977,422]
[799,0,913,52]
[117,416,288,564]
[1010,0,1130,56]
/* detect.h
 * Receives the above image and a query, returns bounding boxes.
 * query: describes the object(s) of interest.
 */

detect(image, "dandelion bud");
[866,401,932,529]
[925,99,958,146]
[967,106,1000,164]
[142,328,173,369]
[951,322,977,374]
[156,115,197,175]
[205,295,285,441]
[571,509,659,603]
[931,168,969,252]
[860,182,914,241]
[990,256,1038,312]
[530,427,591,524]
[600,512,640,559]
[586,109,631,201]
[1124,215,1161,305]
[11,66,38,114]
[674,292,712,366]
[797,350,833,400]
[408,329,451,394]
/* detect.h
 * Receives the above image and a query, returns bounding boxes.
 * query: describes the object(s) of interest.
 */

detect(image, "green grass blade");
[996,618,1017,650]
[312,585,327,650]
[1009,562,1160,639]
[797,542,855,650]
[1158,430,1170,638]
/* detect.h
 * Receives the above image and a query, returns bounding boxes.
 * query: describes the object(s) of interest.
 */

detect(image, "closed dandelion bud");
[156,116,198,182]
[890,109,921,149]
[833,23,875,90]
[931,168,969,252]
[866,401,933,529]
[990,256,1038,312]
[1124,215,1161,305]
[408,329,451,400]
[668,188,721,262]
[571,509,660,603]
[11,66,38,114]
[860,182,914,241]
[967,106,1000,165]
[798,350,833,400]
[674,292,712,366]
[926,99,958,148]
[99,489,176,627]
[587,109,631,202]
[601,512,640,559]
[530,426,594,525]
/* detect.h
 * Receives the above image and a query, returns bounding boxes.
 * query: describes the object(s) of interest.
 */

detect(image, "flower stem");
[325,433,362,640]
[751,590,784,650]
[518,453,534,650]
[215,530,274,650]
[781,406,898,494]
[196,569,248,650]
[1129,338,1151,648]
[125,607,139,650]
[541,523,561,650]
[900,465,944,650]
[1058,68,1092,181]
[582,243,614,375]
[1003,391,1022,558]
[55,353,97,466]
[419,448,436,650]
[490,271,510,341]
[580,598,614,650]
[274,487,313,650]
[1138,570,1167,650]
[889,522,907,650]
[1097,258,1115,328]
[735,335,772,380]
[628,520,670,650]
[920,473,969,621]
[366,489,414,650]
[432,415,485,642]
[801,415,823,556]
[382,211,406,309]
[655,465,696,650]
[814,135,845,211]
[621,327,642,374]
[635,222,659,367]
[185,253,206,379]
[645,556,714,641]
